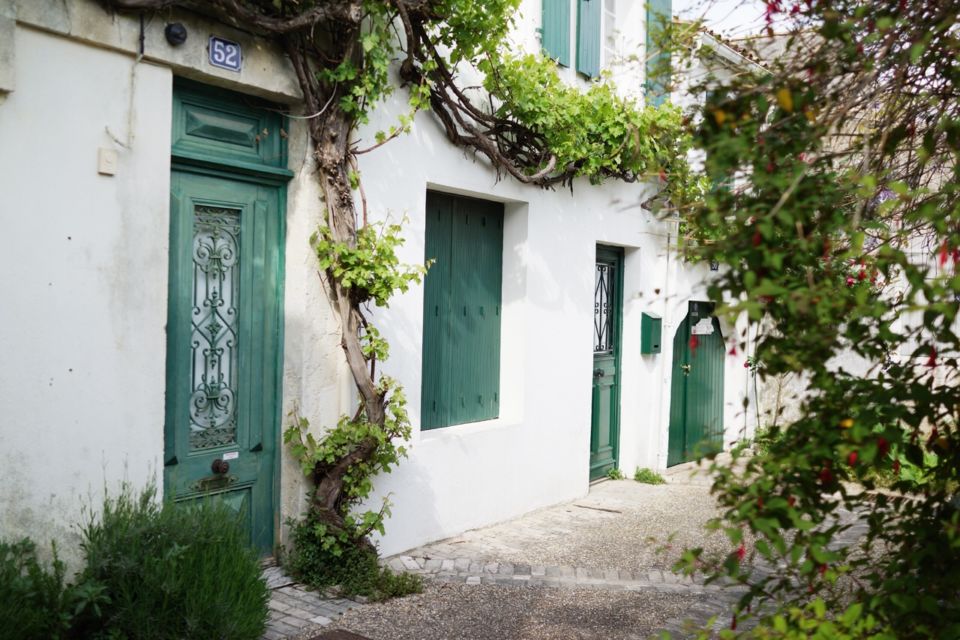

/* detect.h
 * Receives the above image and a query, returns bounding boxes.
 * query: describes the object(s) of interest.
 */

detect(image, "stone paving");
[261,565,358,640]
[263,461,870,639]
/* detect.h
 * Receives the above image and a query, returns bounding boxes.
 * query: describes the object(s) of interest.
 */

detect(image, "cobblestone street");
[261,465,868,639]
[262,464,752,639]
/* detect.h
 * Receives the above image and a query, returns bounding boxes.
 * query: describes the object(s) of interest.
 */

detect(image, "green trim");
[645,0,672,106]
[601,245,624,473]
[541,0,571,66]
[172,150,294,184]
[172,77,289,173]
[271,184,287,549]
[576,0,601,78]
[421,192,504,430]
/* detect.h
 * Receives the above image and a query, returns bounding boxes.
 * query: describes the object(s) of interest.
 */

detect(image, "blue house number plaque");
[209,36,242,72]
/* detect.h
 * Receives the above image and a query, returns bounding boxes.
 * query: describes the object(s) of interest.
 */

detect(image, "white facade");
[0,0,757,563]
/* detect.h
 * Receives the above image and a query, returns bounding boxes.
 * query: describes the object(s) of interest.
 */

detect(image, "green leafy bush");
[634,468,667,485]
[0,538,95,639]
[285,511,422,601]
[77,486,269,640]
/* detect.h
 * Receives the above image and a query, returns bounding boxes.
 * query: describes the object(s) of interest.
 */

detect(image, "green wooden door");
[164,171,283,554]
[590,246,623,480]
[164,79,289,556]
[667,301,725,467]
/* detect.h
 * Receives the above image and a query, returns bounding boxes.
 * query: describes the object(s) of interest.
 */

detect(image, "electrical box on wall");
[641,312,662,354]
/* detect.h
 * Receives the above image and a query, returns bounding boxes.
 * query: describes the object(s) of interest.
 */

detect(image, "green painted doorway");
[164,80,290,555]
[667,301,725,467]
[590,246,623,480]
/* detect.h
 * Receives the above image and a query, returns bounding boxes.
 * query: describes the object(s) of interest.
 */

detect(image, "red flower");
[927,347,937,368]
[819,466,833,485]
[819,564,828,577]
[940,241,949,267]
[846,276,855,287]
[847,451,858,466]
[893,460,901,476]
[728,343,738,356]
[757,496,764,510]
[752,230,763,247]
[877,437,889,458]
[744,360,751,369]
[788,495,796,507]
[765,161,775,173]
[736,543,746,561]
[858,269,867,281]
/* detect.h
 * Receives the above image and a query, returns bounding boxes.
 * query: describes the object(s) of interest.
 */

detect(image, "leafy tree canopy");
[676,0,960,636]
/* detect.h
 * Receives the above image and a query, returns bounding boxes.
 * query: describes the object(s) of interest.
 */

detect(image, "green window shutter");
[645,0,672,106]
[541,0,571,66]
[422,193,503,430]
[576,0,601,78]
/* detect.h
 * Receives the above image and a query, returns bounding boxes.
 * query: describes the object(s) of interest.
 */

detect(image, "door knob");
[211,459,230,474]
[594,368,605,378]
[681,364,691,375]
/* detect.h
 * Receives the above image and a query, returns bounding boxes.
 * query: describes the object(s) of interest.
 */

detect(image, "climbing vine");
[101,0,695,577]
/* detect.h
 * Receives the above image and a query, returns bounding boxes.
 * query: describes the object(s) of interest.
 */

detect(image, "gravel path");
[334,583,705,640]
[404,480,734,574]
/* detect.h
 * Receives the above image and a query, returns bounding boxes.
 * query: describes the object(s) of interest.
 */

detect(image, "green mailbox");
[641,312,662,354]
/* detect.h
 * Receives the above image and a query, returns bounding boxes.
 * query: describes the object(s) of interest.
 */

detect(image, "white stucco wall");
[0,4,332,563]
[351,88,755,555]
[1,0,757,562]
[0,26,172,562]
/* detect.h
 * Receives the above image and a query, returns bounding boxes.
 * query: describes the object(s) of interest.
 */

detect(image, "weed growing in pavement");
[633,468,667,485]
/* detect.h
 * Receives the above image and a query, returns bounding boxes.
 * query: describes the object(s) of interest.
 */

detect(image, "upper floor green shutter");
[645,0,672,106]
[576,0,601,78]
[541,0,571,66]
[422,193,503,430]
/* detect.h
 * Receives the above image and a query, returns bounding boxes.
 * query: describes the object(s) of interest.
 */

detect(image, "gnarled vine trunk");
[283,26,389,542]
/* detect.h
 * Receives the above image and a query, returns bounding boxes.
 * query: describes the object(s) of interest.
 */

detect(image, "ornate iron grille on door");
[189,205,240,450]
[594,262,614,353]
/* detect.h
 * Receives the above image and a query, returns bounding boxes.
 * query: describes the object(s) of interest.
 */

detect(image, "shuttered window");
[541,0,571,66]
[645,0,672,106]
[421,192,503,430]
[576,0,601,78]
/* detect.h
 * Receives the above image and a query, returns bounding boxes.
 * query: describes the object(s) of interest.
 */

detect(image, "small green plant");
[606,468,626,480]
[633,467,667,485]
[285,513,422,601]
[0,538,99,639]
[77,485,269,640]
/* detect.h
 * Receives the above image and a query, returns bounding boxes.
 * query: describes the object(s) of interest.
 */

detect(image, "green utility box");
[641,312,662,354]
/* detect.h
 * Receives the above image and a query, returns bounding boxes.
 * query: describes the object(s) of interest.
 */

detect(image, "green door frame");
[164,79,292,554]
[590,245,624,480]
